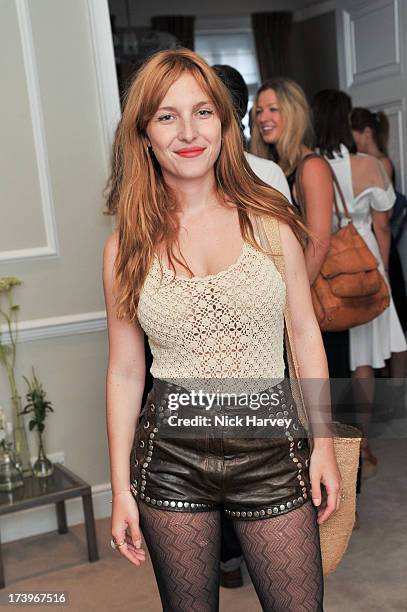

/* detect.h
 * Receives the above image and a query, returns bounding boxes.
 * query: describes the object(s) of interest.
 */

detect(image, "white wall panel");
[0,0,58,263]
[342,0,400,87]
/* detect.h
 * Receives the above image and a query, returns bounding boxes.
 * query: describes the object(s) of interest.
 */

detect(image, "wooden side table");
[0,463,99,588]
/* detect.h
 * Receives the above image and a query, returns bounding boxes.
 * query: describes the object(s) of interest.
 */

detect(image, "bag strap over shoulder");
[295,153,352,224]
[253,214,310,431]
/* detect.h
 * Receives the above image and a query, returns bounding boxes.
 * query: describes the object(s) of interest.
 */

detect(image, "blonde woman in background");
[250,80,334,285]
[250,79,351,380]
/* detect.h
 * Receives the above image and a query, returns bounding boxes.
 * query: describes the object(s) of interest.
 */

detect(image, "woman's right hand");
[111,492,146,566]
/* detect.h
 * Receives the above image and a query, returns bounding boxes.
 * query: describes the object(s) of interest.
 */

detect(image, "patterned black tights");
[138,501,323,612]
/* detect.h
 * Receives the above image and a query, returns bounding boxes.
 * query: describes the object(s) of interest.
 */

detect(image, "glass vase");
[11,396,32,476]
[33,431,53,478]
[0,449,24,491]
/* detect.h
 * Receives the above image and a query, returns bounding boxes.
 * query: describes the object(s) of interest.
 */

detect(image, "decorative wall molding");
[341,10,354,88]
[342,0,400,88]
[86,0,121,170]
[0,311,107,345]
[0,0,60,264]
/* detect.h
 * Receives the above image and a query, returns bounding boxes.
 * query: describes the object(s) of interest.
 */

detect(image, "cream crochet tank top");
[137,239,286,393]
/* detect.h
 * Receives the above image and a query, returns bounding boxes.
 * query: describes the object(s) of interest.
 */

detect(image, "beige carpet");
[1,438,406,611]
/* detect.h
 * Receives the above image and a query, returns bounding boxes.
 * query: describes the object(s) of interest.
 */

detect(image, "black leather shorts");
[130,379,312,520]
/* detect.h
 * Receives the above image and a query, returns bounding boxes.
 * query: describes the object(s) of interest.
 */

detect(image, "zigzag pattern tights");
[138,500,324,612]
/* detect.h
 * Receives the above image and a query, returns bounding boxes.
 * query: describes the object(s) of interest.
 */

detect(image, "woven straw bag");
[256,214,361,576]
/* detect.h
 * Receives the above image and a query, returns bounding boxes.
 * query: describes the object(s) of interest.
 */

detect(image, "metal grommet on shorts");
[132,379,311,519]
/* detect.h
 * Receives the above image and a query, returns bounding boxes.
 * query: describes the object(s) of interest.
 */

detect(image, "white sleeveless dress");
[326,145,406,370]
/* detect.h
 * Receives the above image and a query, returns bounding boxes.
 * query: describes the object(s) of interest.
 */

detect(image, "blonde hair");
[105,49,308,322]
[250,78,314,175]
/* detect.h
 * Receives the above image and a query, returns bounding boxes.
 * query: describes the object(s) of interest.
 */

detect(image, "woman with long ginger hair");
[103,49,340,611]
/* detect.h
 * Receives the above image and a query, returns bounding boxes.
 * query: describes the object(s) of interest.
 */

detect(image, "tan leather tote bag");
[296,154,390,332]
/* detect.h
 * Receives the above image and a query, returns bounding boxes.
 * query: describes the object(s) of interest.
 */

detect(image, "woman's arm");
[103,231,146,494]
[371,209,391,271]
[380,156,393,182]
[279,222,342,524]
[378,156,395,220]
[300,157,334,285]
[103,231,147,565]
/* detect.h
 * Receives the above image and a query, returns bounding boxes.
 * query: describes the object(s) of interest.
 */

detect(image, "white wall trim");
[1,0,60,265]
[342,0,400,88]
[0,311,107,345]
[294,0,335,22]
[86,0,121,172]
[343,9,355,88]
[1,481,111,544]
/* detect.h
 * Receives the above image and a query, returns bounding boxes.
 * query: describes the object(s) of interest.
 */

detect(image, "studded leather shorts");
[130,379,312,520]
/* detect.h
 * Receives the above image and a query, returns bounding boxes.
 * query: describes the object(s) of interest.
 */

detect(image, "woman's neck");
[363,140,382,159]
[301,145,314,158]
[163,171,220,215]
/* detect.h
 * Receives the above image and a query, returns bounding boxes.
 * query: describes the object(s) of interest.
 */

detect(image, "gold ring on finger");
[110,537,126,550]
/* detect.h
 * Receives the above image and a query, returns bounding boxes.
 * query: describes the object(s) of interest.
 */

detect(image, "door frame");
[87,0,121,171]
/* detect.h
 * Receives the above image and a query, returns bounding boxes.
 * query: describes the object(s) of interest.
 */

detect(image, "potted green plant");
[0,276,31,475]
[20,368,54,478]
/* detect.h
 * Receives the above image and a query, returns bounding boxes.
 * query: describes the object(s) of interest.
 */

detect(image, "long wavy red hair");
[105,48,307,322]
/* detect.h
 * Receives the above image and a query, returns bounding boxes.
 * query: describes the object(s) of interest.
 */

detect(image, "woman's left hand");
[309,440,342,525]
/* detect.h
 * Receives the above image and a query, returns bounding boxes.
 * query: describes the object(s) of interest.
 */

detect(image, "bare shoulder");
[278,221,303,256]
[102,231,120,294]
[353,153,390,188]
[104,230,119,260]
[103,230,119,270]
[302,156,332,182]
[379,156,393,181]
[279,222,304,276]
[352,152,379,172]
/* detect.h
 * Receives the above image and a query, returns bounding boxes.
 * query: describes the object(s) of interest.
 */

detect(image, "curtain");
[251,12,293,82]
[151,15,195,50]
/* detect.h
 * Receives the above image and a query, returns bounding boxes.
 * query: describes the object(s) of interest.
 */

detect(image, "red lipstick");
[175,147,206,158]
